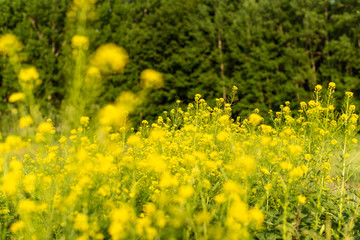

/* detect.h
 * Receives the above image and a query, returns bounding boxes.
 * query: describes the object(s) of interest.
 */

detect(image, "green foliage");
[1,0,360,124]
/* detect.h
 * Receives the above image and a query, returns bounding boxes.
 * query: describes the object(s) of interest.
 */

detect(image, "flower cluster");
[0,83,358,239]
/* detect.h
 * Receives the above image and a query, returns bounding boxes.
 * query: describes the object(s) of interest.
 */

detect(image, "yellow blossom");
[280,161,293,171]
[140,69,164,89]
[289,165,308,179]
[216,131,229,142]
[314,85,322,92]
[9,92,26,103]
[18,199,37,214]
[10,221,25,233]
[194,211,212,225]
[74,213,89,232]
[37,122,54,133]
[85,66,101,82]
[178,185,194,199]
[80,116,90,126]
[127,134,142,147]
[214,193,227,204]
[300,101,307,108]
[328,82,336,91]
[345,92,353,98]
[248,113,263,126]
[298,195,306,204]
[71,35,89,50]
[19,116,34,128]
[228,200,248,223]
[0,34,23,55]
[249,207,264,228]
[22,174,36,193]
[90,43,129,74]
[18,66,41,90]
[160,174,179,188]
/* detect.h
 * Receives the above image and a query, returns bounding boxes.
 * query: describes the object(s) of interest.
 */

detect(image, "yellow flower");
[228,200,248,223]
[1,172,20,195]
[71,35,89,50]
[140,69,164,89]
[18,199,37,214]
[280,161,293,171]
[219,115,230,125]
[288,145,302,157]
[345,92,353,98]
[99,92,141,127]
[99,104,127,126]
[216,131,229,142]
[328,82,336,91]
[300,101,307,108]
[248,113,263,126]
[19,115,34,128]
[80,116,90,126]
[249,207,264,228]
[194,211,212,225]
[74,213,89,232]
[159,174,179,188]
[90,43,129,74]
[10,221,25,233]
[36,122,54,133]
[22,174,36,194]
[264,183,272,191]
[58,136,67,143]
[214,193,227,203]
[289,165,308,179]
[178,185,194,199]
[308,100,316,108]
[127,134,142,147]
[235,155,256,173]
[223,180,242,195]
[18,66,41,90]
[9,92,26,103]
[85,66,101,82]
[314,85,322,92]
[298,195,306,204]
[0,34,23,55]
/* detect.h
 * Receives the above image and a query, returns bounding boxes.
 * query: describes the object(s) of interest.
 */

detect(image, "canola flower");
[67,0,98,21]
[18,66,41,90]
[140,69,164,89]
[71,35,89,50]
[0,83,358,239]
[8,92,26,103]
[0,33,23,55]
[19,116,34,128]
[90,43,129,74]
[36,121,54,133]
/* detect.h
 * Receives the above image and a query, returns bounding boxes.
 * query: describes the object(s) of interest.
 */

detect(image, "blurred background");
[1,0,360,125]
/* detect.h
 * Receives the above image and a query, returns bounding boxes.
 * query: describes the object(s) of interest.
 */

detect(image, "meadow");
[1,0,360,239]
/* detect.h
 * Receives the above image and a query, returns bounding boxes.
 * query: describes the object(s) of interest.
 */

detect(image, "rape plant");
[0,80,359,239]
[0,0,360,240]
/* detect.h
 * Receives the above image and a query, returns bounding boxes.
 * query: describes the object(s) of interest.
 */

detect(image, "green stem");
[314,175,324,231]
[283,187,288,240]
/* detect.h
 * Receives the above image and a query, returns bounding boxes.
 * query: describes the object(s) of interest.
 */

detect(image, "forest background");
[1,0,360,126]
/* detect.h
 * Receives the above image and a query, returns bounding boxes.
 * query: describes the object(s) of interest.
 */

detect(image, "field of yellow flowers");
[1,1,360,240]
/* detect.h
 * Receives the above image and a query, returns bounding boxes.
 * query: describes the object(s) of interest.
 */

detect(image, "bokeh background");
[1,0,360,124]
